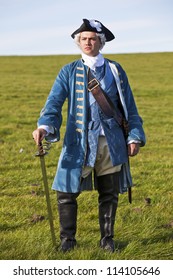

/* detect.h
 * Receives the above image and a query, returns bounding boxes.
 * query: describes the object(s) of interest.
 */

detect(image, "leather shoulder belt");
[88,69,123,126]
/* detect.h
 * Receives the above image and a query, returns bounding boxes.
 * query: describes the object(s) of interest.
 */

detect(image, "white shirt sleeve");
[38,125,54,136]
[127,140,141,144]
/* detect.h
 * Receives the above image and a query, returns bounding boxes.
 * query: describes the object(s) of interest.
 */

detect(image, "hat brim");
[71,19,115,42]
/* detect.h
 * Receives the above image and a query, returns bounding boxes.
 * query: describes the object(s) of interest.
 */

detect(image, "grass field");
[0,52,173,260]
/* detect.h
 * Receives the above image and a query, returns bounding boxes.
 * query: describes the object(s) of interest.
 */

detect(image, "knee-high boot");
[57,191,79,252]
[97,172,119,252]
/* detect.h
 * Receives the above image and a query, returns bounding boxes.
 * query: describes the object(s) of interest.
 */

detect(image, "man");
[32,19,146,253]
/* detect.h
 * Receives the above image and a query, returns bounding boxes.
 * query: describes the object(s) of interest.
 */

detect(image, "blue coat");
[38,58,146,193]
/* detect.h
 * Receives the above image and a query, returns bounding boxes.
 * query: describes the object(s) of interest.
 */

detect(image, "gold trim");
[76,89,84,93]
[76,73,84,77]
[76,128,83,133]
[77,105,83,109]
[77,67,84,70]
[76,81,84,86]
[76,120,83,124]
[77,113,83,117]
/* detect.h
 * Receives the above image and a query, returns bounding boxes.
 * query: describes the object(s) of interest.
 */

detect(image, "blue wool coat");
[37,58,146,193]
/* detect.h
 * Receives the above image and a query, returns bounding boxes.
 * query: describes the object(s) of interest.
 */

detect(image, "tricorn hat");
[71,19,115,42]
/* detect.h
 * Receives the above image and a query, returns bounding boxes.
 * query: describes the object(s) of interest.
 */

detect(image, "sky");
[0,0,173,55]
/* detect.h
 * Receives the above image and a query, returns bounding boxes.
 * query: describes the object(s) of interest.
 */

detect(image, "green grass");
[0,53,173,260]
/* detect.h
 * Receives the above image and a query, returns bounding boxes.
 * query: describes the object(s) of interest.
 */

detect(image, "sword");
[35,142,56,247]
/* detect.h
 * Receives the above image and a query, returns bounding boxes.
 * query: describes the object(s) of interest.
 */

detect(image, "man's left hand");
[128,143,140,157]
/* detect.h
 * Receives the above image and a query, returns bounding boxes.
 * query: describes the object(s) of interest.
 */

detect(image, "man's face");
[79,31,101,57]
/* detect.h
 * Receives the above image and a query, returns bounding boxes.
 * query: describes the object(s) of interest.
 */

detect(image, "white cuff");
[38,125,54,136]
[127,140,141,144]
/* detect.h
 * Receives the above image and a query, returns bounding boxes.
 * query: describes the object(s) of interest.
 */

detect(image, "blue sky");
[0,0,173,55]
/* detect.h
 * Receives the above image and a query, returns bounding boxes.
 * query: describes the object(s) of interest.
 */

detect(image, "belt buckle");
[88,78,99,91]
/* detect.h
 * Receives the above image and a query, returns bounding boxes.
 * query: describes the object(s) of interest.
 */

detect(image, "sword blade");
[37,145,56,247]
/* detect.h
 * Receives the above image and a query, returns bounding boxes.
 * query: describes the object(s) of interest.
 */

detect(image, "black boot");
[97,172,119,253]
[57,191,79,252]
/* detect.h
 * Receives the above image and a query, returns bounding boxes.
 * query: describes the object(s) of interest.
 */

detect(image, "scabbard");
[128,187,132,204]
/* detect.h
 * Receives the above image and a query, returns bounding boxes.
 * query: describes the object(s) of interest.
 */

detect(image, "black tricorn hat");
[71,19,115,42]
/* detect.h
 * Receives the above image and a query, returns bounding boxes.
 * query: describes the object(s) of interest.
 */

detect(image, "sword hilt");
[35,142,49,157]
[38,142,45,155]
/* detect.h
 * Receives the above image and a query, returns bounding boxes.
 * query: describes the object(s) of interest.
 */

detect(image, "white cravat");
[81,52,104,71]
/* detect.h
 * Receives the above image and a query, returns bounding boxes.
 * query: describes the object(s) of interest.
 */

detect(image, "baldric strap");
[88,69,123,126]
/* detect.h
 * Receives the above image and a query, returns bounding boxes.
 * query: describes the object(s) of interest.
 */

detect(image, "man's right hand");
[32,128,47,145]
